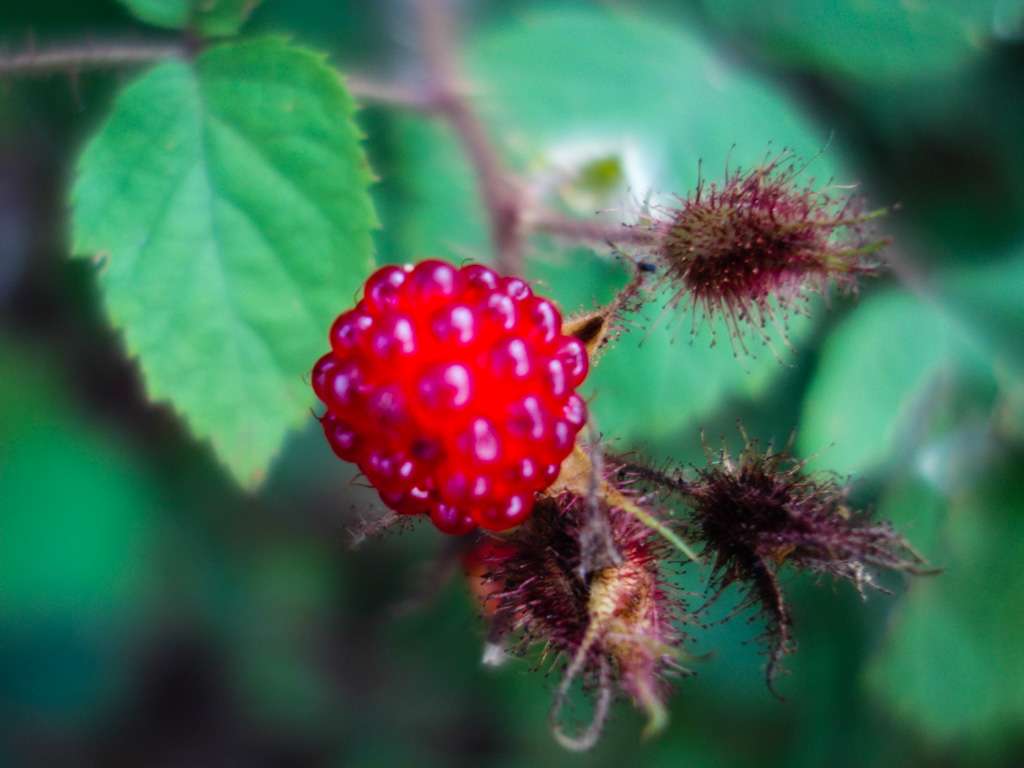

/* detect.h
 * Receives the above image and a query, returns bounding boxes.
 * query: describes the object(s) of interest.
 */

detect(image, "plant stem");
[411,0,524,275]
[0,39,435,112]
[531,212,661,246]
[0,40,184,75]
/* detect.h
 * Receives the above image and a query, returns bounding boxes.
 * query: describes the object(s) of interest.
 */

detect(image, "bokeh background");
[2,1,1023,765]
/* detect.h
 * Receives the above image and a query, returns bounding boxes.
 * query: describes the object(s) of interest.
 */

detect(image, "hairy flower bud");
[653,153,887,350]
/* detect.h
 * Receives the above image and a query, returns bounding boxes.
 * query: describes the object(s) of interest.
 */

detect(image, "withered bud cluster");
[622,433,932,693]
[652,154,886,348]
[465,493,688,750]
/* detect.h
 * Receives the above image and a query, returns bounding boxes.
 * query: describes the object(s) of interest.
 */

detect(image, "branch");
[345,74,441,112]
[530,212,661,247]
[0,38,435,112]
[412,0,524,275]
[0,40,184,75]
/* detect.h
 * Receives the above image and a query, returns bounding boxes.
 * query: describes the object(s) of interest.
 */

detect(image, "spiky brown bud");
[654,153,887,349]
[621,431,932,693]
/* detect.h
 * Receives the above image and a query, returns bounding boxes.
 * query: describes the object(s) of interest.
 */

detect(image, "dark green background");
[2,1,1022,765]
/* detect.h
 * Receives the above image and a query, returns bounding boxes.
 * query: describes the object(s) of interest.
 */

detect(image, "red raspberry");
[313,260,589,534]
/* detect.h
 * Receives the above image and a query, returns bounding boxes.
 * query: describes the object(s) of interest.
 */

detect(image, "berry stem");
[552,446,702,563]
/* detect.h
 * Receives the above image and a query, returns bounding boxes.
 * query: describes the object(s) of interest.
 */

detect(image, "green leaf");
[802,245,1024,477]
[799,291,958,475]
[939,251,1024,439]
[865,459,1024,742]
[71,38,377,487]
[119,0,260,36]
[701,0,996,83]
[393,7,835,444]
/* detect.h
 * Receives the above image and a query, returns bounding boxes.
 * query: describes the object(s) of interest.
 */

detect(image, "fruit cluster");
[313,260,589,533]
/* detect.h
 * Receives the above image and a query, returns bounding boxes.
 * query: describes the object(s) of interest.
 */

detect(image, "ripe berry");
[313,260,590,534]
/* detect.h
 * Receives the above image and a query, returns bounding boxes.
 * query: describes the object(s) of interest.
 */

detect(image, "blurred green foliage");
[699,0,999,83]
[117,0,257,36]
[868,463,1024,744]
[1,0,1023,765]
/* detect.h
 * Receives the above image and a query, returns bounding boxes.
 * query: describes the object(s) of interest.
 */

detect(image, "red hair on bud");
[620,429,933,694]
[654,151,887,353]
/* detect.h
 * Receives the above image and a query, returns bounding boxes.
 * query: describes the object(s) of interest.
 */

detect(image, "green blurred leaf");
[799,291,958,475]
[232,543,339,730]
[71,38,377,487]
[803,245,1024,476]
[395,7,835,444]
[942,249,1024,375]
[701,0,996,83]
[865,458,1024,742]
[118,0,260,36]
[876,473,949,562]
[0,341,161,723]
[0,343,161,622]
[993,0,1024,39]
[940,251,1024,439]
[0,430,158,619]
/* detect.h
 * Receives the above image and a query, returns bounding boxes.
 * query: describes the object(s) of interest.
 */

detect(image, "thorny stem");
[617,459,694,497]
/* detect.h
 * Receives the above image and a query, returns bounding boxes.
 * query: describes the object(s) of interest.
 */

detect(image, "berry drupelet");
[313,260,590,534]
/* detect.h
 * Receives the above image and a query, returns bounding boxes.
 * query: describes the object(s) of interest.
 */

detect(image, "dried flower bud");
[622,431,932,693]
[470,494,690,750]
[653,153,887,350]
